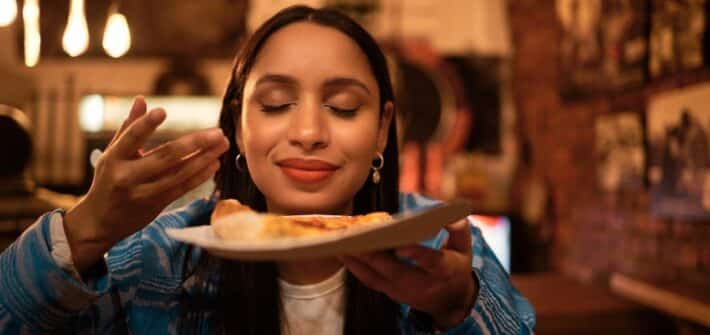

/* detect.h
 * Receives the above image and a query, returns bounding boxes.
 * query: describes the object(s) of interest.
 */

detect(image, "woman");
[0,5,534,334]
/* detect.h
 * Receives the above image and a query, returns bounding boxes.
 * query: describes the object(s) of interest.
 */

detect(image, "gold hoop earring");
[371,152,384,184]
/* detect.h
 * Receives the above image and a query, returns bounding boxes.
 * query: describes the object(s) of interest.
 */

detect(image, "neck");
[267,200,353,284]
[277,258,343,285]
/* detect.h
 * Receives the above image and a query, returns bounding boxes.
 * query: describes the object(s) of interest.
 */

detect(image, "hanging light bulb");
[23,0,40,67]
[102,3,131,58]
[62,0,89,57]
[0,0,18,26]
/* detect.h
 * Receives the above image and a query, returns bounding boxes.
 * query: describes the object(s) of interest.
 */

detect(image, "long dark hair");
[181,5,401,334]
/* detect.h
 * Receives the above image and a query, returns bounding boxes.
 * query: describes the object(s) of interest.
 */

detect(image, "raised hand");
[63,96,229,272]
[339,219,477,330]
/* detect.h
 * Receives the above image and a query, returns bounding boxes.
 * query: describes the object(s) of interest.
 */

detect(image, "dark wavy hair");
[181,5,401,334]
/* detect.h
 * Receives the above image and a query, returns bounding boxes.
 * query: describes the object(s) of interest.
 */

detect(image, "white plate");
[166,200,473,260]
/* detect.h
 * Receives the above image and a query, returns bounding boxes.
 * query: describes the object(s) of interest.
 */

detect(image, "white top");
[279,267,347,335]
[49,212,82,280]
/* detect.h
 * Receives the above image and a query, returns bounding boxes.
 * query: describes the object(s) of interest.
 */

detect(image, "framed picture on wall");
[595,112,645,193]
[647,83,710,219]
[649,0,707,78]
[557,0,648,99]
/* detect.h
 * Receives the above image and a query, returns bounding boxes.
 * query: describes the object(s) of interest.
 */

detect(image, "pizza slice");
[211,199,392,241]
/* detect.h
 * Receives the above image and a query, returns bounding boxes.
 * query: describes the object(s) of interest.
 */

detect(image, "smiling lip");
[277,158,339,183]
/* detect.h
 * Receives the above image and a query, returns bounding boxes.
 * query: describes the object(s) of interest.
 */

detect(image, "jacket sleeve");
[0,198,214,334]
[402,223,536,335]
[399,194,536,335]
[0,209,129,334]
[457,221,536,334]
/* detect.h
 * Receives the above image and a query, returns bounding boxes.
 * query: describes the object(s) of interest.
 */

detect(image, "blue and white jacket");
[0,193,535,334]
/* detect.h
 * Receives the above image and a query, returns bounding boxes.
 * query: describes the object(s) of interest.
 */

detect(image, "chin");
[267,191,354,215]
[256,169,369,215]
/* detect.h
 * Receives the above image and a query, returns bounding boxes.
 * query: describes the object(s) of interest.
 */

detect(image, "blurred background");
[0,0,709,334]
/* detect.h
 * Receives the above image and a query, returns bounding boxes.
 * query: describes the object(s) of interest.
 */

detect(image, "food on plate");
[210,199,392,241]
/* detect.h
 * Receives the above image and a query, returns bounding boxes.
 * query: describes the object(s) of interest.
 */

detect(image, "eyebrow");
[255,74,298,87]
[254,74,371,95]
[323,77,371,95]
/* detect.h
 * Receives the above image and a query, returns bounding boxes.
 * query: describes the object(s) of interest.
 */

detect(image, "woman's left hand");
[339,219,477,330]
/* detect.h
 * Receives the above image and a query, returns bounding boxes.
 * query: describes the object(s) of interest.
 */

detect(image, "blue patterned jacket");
[0,193,535,334]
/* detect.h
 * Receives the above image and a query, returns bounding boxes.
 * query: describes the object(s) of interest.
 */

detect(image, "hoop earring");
[235,153,247,172]
[371,152,384,184]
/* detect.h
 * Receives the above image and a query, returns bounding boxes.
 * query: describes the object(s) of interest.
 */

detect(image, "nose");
[287,98,329,151]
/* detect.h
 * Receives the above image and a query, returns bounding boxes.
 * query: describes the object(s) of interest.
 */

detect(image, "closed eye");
[260,103,294,114]
[325,105,360,118]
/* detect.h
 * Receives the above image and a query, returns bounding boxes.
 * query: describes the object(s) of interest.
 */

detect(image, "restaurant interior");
[0,0,709,334]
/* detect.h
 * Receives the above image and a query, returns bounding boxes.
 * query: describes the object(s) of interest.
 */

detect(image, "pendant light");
[102,2,131,58]
[0,0,18,26]
[23,0,40,67]
[62,0,90,57]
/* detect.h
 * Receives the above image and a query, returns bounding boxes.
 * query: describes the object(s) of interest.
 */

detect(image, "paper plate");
[166,199,472,260]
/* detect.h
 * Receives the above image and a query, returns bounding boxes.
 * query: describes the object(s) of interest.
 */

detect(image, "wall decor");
[595,112,645,193]
[647,83,710,219]
[649,0,707,77]
[557,0,648,98]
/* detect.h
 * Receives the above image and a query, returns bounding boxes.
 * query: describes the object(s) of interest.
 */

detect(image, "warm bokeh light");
[79,94,105,133]
[23,0,40,67]
[102,12,131,58]
[0,0,18,26]
[62,0,89,57]
[78,95,221,133]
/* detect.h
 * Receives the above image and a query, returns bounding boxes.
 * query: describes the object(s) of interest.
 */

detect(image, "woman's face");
[237,22,392,215]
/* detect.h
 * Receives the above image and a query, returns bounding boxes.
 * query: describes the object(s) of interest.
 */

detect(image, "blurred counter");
[512,272,676,335]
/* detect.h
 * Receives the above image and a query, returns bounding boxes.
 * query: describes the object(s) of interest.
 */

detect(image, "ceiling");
[16,0,248,59]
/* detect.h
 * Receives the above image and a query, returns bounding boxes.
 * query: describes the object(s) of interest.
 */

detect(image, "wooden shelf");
[610,273,710,328]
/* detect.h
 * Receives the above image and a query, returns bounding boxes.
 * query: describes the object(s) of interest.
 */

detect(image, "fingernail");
[207,128,223,141]
[150,109,165,122]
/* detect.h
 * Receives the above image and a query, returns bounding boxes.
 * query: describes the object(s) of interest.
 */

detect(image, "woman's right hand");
[63,96,229,273]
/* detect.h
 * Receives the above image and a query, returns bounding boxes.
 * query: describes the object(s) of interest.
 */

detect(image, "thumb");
[443,218,472,254]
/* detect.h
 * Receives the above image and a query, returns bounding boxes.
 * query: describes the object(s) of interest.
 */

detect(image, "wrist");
[63,198,115,273]
[432,275,478,330]
[432,308,470,331]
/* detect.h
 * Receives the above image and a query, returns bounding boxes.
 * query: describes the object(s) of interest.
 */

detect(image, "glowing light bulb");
[0,0,17,26]
[23,0,40,67]
[62,0,89,57]
[102,11,131,58]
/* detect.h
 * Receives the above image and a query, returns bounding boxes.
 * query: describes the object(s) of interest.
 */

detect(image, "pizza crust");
[210,199,392,241]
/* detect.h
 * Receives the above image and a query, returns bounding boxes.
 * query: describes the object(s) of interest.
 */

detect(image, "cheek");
[239,113,284,181]
[333,118,381,164]
[240,110,282,155]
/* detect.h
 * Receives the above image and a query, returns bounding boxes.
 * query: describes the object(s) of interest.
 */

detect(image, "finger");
[132,139,227,197]
[111,108,166,158]
[352,251,428,286]
[443,219,472,254]
[396,245,445,274]
[133,128,227,182]
[109,96,147,147]
[397,246,462,280]
[339,256,390,293]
